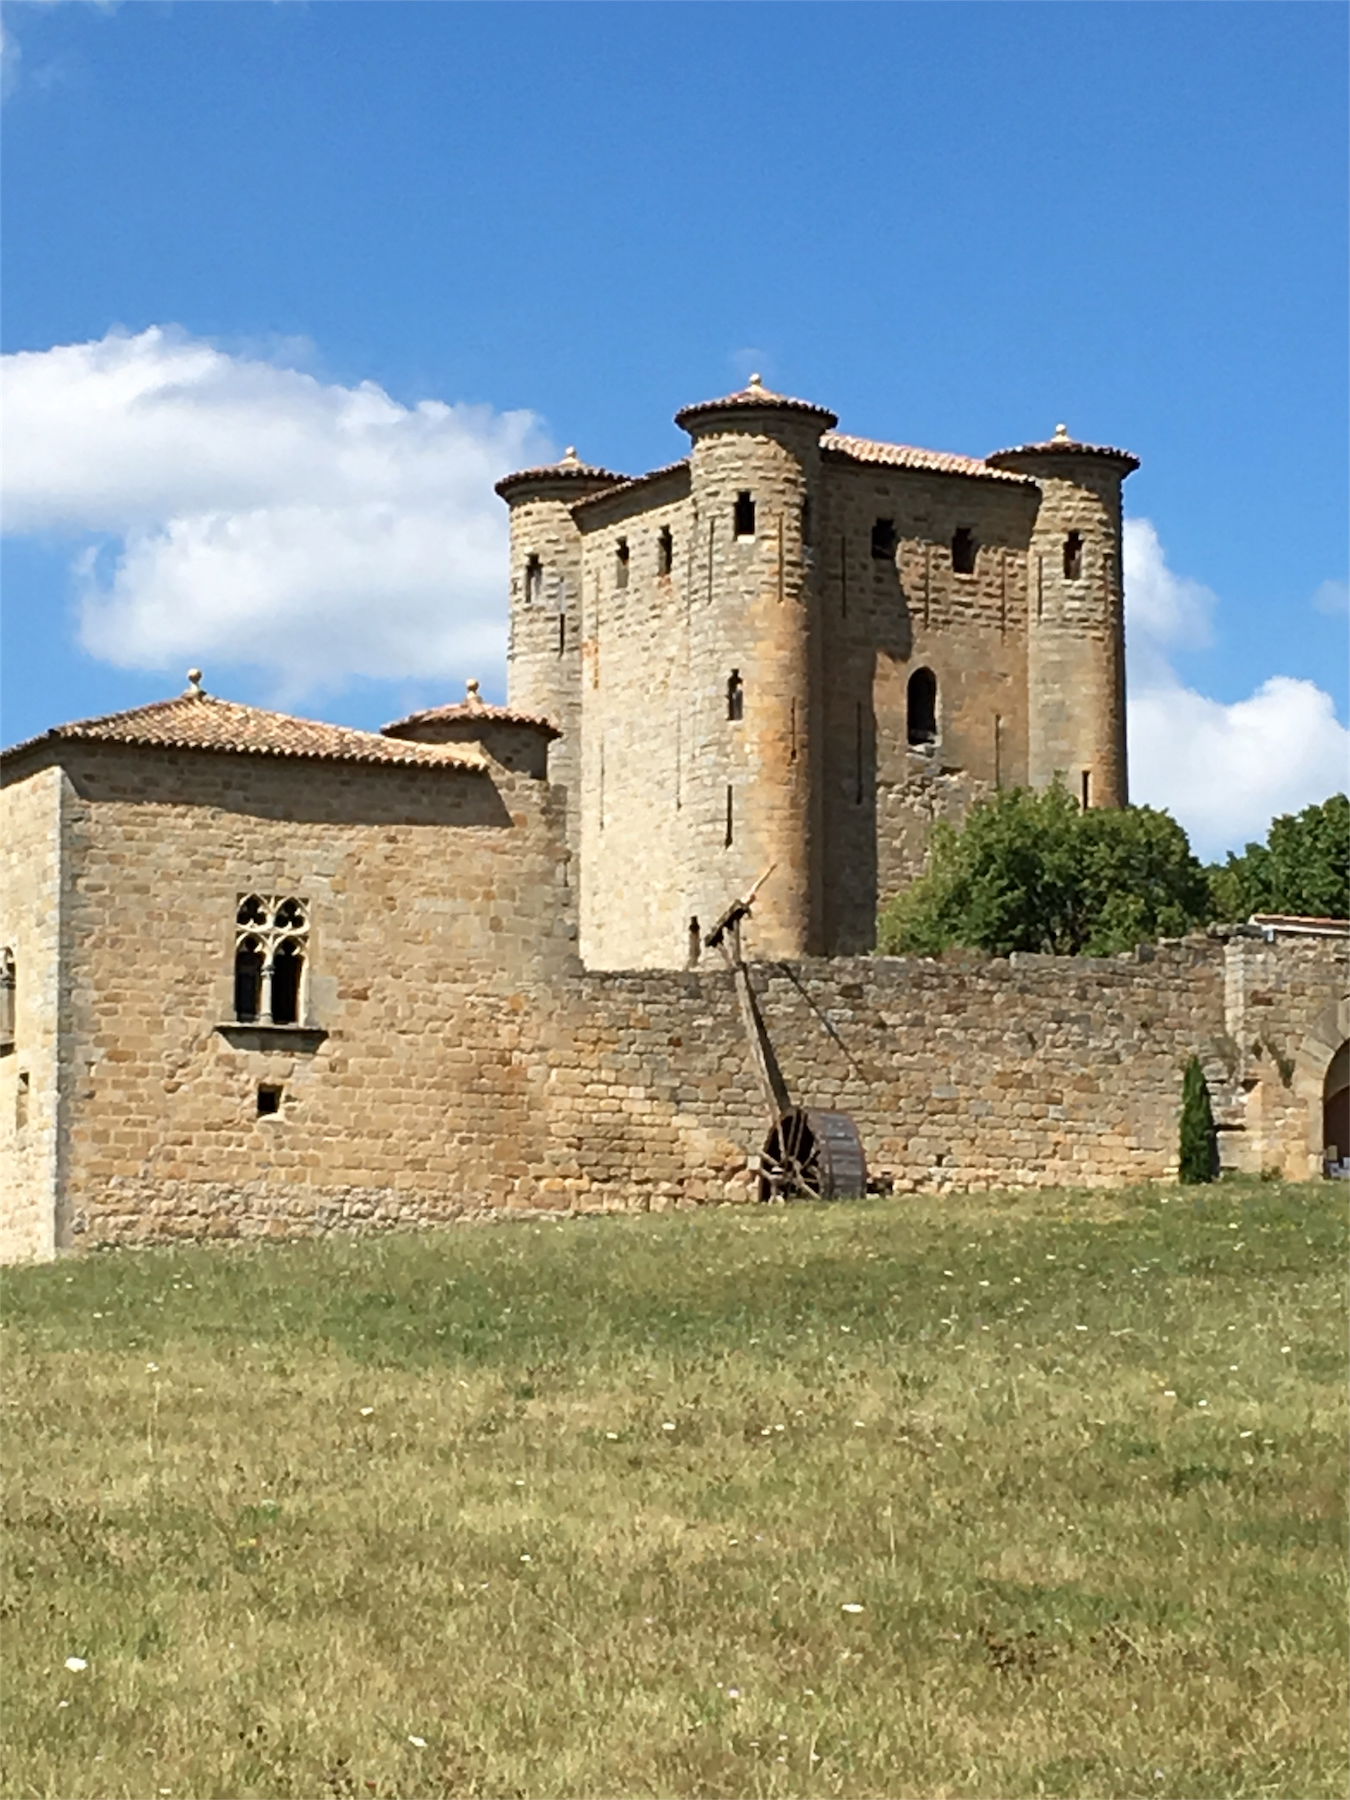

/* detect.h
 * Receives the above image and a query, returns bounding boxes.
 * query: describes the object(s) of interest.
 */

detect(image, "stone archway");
[1323,1041,1350,1174]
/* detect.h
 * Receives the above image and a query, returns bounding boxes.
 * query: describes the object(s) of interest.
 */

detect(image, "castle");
[502,376,1134,967]
[2,380,1344,1261]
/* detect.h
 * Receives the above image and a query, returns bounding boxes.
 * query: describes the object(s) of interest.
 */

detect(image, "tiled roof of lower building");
[2,681,487,772]
[822,433,1035,484]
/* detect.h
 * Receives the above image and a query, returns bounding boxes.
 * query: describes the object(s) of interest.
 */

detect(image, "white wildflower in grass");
[1163,1389,1177,1398]
[661,1421,676,1431]
[1239,1430,1254,1438]
[841,1602,864,1613]
[604,1431,619,1440]
[520,1554,532,1562]
[1281,1346,1292,1354]
[1197,1400,1209,1407]
[726,1687,742,1700]
[358,1406,374,1417]
[145,1362,159,1373]
[63,1657,88,1672]
[408,1736,427,1749]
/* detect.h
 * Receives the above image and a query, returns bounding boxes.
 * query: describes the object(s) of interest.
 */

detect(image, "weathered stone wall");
[0,766,66,1261]
[816,460,1038,946]
[42,744,574,1249]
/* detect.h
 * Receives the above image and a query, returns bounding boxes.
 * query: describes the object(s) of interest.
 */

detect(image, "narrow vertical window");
[800,496,813,549]
[657,526,674,576]
[687,917,701,968]
[951,527,976,574]
[557,612,567,655]
[907,667,938,746]
[0,948,14,1054]
[724,785,734,847]
[726,670,744,721]
[1063,532,1084,579]
[733,491,756,538]
[615,538,630,589]
[1081,769,1092,809]
[524,554,543,604]
[854,701,865,804]
[270,940,304,1026]
[871,518,897,560]
[234,936,264,1022]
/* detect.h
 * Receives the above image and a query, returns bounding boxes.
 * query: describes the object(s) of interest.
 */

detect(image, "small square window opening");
[257,1084,283,1117]
[733,492,756,539]
[871,518,897,560]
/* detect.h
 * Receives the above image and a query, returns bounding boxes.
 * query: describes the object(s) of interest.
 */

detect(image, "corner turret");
[987,425,1139,809]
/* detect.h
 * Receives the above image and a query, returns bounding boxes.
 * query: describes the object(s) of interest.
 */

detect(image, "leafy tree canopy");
[1207,794,1350,922]
[877,784,1213,957]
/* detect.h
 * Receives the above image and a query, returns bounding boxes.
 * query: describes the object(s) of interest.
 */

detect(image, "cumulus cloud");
[1124,517,1349,858]
[1,326,551,695]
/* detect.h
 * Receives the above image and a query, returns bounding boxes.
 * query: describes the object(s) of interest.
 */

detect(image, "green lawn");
[3,1182,1346,1800]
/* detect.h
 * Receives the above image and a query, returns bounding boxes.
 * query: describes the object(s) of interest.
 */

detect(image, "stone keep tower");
[499,380,1137,970]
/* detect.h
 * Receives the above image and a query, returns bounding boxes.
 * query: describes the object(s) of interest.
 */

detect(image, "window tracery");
[234,896,308,1025]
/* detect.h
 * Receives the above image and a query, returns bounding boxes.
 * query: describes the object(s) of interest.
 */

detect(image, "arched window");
[951,527,977,574]
[727,670,744,721]
[234,896,309,1025]
[907,667,938,746]
[615,538,630,589]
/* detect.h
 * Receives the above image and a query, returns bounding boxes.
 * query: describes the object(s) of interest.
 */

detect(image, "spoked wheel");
[758,1108,821,1203]
[758,1108,868,1204]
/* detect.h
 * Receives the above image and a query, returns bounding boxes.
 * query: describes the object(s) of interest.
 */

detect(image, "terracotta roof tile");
[383,692,559,738]
[2,687,486,772]
[822,432,1035,485]
[675,375,838,432]
[496,447,628,501]
[569,458,691,513]
[987,426,1140,472]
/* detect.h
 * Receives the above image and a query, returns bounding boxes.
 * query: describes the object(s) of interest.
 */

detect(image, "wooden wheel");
[758,1109,867,1203]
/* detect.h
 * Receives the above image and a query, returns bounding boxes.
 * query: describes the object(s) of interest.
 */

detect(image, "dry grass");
[2,1181,1346,1799]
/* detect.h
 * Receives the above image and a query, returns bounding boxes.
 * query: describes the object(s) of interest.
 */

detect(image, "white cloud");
[1124,518,1349,858]
[1,326,552,695]
[1312,577,1348,617]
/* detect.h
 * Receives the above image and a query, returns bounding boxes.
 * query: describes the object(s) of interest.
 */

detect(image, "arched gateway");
[1324,1041,1350,1175]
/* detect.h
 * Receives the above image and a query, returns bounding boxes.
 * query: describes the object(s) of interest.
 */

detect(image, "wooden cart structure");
[704,873,868,1203]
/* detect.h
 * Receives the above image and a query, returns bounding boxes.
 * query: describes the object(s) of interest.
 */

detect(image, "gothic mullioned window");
[234,895,308,1026]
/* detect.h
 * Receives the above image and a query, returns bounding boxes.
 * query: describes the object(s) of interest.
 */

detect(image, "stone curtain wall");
[0,766,67,1261]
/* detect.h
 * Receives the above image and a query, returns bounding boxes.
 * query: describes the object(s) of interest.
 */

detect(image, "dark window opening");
[724,785,734,847]
[0,947,14,1054]
[234,937,264,1023]
[236,894,266,928]
[15,1069,29,1130]
[1080,769,1092,810]
[727,670,744,721]
[907,667,938,746]
[557,612,566,655]
[1063,532,1084,579]
[270,939,304,1026]
[658,526,674,576]
[687,916,701,968]
[524,554,543,604]
[615,538,630,589]
[871,518,897,560]
[734,491,756,538]
[256,1084,283,1117]
[951,527,977,575]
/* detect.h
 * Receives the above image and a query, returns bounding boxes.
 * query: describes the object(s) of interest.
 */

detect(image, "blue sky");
[2,0,1345,856]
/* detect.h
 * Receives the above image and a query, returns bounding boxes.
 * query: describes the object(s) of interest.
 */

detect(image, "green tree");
[877,784,1212,957]
[1178,1055,1219,1184]
[1208,794,1350,921]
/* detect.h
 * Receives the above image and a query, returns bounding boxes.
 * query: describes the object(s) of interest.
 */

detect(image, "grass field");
[3,1181,1346,1800]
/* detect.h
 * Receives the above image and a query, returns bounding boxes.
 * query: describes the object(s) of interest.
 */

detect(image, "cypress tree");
[1179,1055,1218,1184]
